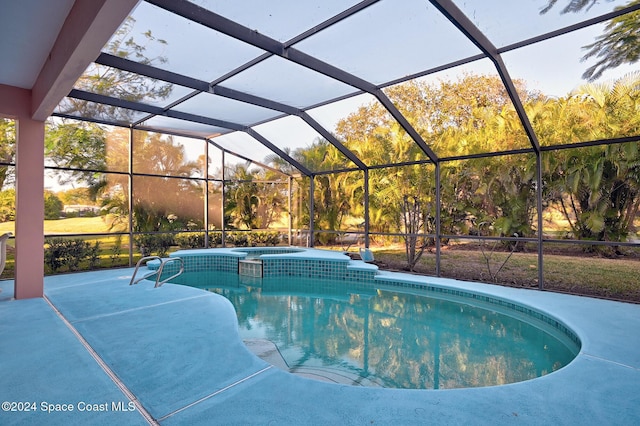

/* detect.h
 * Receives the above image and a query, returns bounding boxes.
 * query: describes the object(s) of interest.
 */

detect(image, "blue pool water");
[172,271,579,389]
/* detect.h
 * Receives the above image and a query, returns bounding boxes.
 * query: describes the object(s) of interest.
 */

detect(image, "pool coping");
[1,267,639,424]
[155,247,379,280]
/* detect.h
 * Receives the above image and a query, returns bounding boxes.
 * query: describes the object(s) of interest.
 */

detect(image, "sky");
[45,0,640,190]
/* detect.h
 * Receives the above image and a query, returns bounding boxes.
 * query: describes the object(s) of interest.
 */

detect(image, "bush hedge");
[44,238,101,273]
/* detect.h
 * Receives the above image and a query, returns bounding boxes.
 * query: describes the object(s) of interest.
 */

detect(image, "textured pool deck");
[1,268,639,425]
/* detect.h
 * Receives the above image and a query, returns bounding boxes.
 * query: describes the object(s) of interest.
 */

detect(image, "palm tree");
[225,163,260,229]
[542,74,640,243]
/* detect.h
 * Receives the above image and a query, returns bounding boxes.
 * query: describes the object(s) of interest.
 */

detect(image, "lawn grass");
[0,234,136,280]
[43,217,114,234]
[542,254,640,299]
[1,223,639,303]
[0,216,119,234]
[369,246,640,303]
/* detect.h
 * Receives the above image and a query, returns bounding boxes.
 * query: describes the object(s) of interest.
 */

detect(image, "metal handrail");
[129,255,184,288]
[129,255,161,286]
[155,257,184,288]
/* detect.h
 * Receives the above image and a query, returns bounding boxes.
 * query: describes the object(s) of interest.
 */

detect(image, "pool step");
[243,338,383,387]
[243,339,288,370]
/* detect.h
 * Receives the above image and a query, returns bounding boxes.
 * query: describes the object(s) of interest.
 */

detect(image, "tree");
[255,181,288,229]
[437,116,537,239]
[57,16,172,121]
[541,74,640,244]
[334,75,535,242]
[380,75,536,141]
[44,191,63,220]
[91,129,204,233]
[573,72,640,138]
[46,14,173,186]
[0,118,15,189]
[43,15,177,231]
[542,0,640,81]
[540,0,611,14]
[401,195,433,271]
[58,188,95,207]
[131,133,204,232]
[288,139,361,244]
[225,164,260,229]
[544,143,640,244]
[45,121,107,188]
[582,4,640,81]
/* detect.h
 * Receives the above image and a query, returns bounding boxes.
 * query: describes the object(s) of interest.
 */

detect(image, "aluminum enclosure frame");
[39,0,640,290]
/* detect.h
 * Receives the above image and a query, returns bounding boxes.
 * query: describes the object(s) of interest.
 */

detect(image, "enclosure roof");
[2,0,639,175]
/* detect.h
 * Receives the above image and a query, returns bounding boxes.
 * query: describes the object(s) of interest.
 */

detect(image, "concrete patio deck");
[1,268,639,425]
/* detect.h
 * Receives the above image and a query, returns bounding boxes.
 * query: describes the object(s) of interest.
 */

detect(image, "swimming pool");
[171,270,579,389]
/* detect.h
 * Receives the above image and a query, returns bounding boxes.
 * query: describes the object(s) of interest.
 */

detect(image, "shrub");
[248,231,281,246]
[44,238,101,273]
[209,232,223,248]
[203,231,281,248]
[175,232,205,249]
[87,241,101,269]
[44,238,67,273]
[134,233,175,257]
[110,236,122,265]
[227,232,249,247]
[0,189,16,221]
